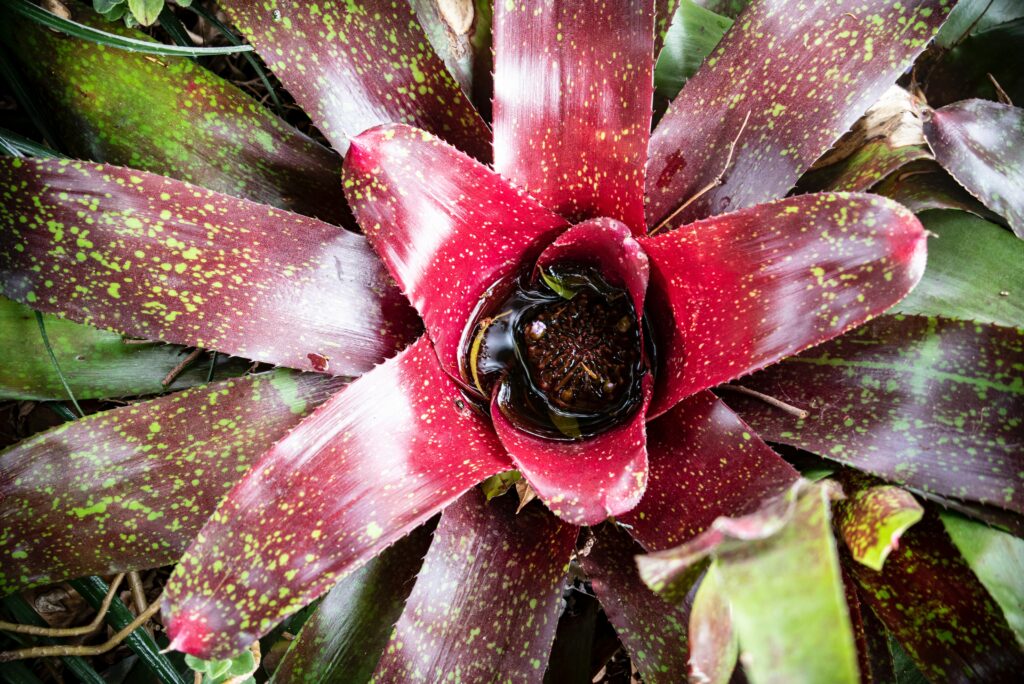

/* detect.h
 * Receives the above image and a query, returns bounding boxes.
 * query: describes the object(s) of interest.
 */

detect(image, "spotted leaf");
[639,192,926,417]
[218,0,490,160]
[492,0,654,233]
[687,562,737,684]
[646,0,952,228]
[728,315,1024,516]
[835,475,924,572]
[0,370,344,595]
[924,99,1024,238]
[0,158,420,376]
[371,489,577,681]
[162,338,512,659]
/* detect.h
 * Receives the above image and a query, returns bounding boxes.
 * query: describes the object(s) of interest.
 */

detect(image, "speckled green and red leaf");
[843,568,897,684]
[0,6,346,224]
[848,511,1024,682]
[687,563,737,684]
[727,315,1024,515]
[372,489,577,681]
[873,159,1005,221]
[271,525,434,684]
[578,524,690,684]
[639,192,926,417]
[646,0,952,228]
[162,338,512,659]
[835,474,924,571]
[0,297,249,400]
[924,99,1024,237]
[0,369,344,595]
[217,0,490,160]
[800,140,931,194]
[343,124,568,380]
[492,0,654,234]
[0,157,420,376]
[620,391,798,551]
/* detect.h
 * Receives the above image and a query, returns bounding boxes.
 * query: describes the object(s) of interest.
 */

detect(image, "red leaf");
[621,391,797,551]
[372,489,577,681]
[0,370,344,595]
[646,0,952,228]
[343,124,568,380]
[639,193,926,418]
[726,315,1024,516]
[492,0,655,234]
[162,338,511,658]
[217,0,491,161]
[0,158,421,376]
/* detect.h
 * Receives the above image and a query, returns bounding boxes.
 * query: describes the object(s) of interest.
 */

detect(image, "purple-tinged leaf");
[848,511,1024,682]
[543,588,601,684]
[874,159,1006,221]
[646,0,952,228]
[843,569,897,684]
[804,140,930,194]
[217,0,490,160]
[836,476,924,572]
[373,489,577,682]
[621,391,798,551]
[0,370,344,595]
[0,7,346,223]
[688,563,737,684]
[941,512,1024,646]
[492,0,654,234]
[640,481,860,684]
[639,193,926,417]
[271,525,434,684]
[579,524,690,684]
[0,157,420,376]
[924,99,1024,237]
[0,297,249,400]
[490,375,653,526]
[343,124,568,380]
[409,0,475,96]
[728,315,1024,515]
[162,338,512,659]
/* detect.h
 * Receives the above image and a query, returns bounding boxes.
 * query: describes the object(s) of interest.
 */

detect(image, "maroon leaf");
[924,99,1024,237]
[848,511,1024,682]
[162,338,511,659]
[872,159,1003,221]
[639,193,927,417]
[0,370,344,595]
[373,489,577,681]
[343,124,568,379]
[490,375,653,526]
[270,525,434,684]
[217,0,490,160]
[620,391,798,551]
[646,0,952,228]
[0,158,420,376]
[843,570,897,684]
[492,0,654,233]
[727,315,1024,516]
[1,5,347,224]
[579,524,690,683]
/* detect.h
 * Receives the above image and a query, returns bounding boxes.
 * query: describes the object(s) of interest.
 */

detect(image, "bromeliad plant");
[1,0,1023,681]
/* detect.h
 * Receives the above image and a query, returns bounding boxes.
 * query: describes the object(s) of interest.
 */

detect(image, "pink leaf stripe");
[621,391,798,552]
[727,315,1024,515]
[0,158,420,376]
[493,0,655,234]
[344,124,568,380]
[0,370,344,595]
[639,192,927,418]
[218,0,490,160]
[373,490,577,681]
[162,338,512,659]
[646,0,952,228]
[579,524,690,683]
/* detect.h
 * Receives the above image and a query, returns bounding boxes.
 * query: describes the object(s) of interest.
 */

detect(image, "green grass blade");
[0,127,57,159]
[34,311,85,418]
[4,0,253,57]
[0,594,107,684]
[157,6,194,53]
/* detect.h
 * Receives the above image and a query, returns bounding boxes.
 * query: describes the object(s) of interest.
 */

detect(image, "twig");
[127,572,147,616]
[161,348,203,386]
[0,595,162,662]
[649,110,751,237]
[988,73,1013,106]
[0,575,124,637]
[718,384,809,419]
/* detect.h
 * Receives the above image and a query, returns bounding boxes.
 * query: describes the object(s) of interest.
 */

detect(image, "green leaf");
[894,210,1024,327]
[93,0,124,13]
[654,0,733,100]
[3,0,253,56]
[935,0,1024,48]
[539,267,580,300]
[836,476,924,571]
[480,469,522,500]
[688,562,738,684]
[941,511,1024,645]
